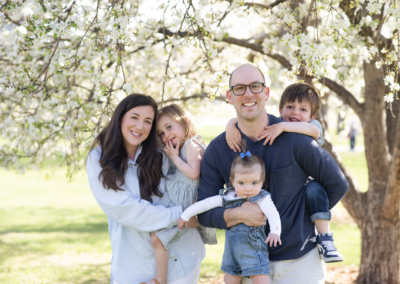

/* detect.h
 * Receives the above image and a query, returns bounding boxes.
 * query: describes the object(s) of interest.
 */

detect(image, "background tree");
[1,0,399,283]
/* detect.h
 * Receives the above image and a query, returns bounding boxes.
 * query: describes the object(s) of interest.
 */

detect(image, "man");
[197,64,348,283]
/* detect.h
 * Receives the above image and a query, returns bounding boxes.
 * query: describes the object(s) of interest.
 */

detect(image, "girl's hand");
[164,140,180,159]
[226,120,242,152]
[265,233,282,247]
[258,124,284,145]
[178,217,189,230]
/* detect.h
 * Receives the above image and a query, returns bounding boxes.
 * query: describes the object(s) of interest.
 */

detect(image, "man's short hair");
[279,83,321,117]
[229,65,266,88]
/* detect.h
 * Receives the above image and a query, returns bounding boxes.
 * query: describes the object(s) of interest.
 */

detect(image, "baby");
[178,148,281,284]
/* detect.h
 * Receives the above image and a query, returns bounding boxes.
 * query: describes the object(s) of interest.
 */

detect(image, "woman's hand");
[265,233,282,247]
[164,140,180,159]
[178,217,189,230]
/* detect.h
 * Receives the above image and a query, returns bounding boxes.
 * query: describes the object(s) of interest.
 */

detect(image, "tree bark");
[357,208,400,284]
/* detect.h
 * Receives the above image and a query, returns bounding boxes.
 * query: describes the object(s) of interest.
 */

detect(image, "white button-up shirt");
[86,146,205,283]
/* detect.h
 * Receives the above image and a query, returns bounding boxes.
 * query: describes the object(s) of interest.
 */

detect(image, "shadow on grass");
[0,207,108,234]
[0,221,108,234]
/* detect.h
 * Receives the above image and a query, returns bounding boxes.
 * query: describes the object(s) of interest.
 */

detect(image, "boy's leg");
[304,181,343,263]
[150,232,169,284]
[250,274,270,284]
[224,273,242,284]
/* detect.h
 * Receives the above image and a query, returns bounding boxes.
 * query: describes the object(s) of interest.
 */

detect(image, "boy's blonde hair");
[229,141,265,184]
[279,83,321,117]
[157,104,203,148]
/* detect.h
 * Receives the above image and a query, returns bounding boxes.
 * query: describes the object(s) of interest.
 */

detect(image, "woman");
[86,94,205,284]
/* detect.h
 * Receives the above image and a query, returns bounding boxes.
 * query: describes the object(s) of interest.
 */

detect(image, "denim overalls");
[220,187,270,278]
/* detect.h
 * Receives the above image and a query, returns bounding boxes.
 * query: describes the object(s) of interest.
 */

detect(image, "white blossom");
[384,74,395,86]
[375,61,383,69]
[384,93,394,103]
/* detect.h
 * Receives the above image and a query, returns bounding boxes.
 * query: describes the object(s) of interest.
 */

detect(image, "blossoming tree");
[1,0,399,283]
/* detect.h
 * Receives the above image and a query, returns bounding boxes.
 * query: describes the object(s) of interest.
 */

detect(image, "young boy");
[226,82,344,263]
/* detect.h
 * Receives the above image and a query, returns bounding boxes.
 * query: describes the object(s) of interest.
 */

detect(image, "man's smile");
[243,102,256,107]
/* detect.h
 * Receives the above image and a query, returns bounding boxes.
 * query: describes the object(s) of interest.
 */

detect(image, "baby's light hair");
[230,141,265,184]
[157,104,203,149]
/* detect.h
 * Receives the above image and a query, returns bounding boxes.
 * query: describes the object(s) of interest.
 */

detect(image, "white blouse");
[86,146,205,283]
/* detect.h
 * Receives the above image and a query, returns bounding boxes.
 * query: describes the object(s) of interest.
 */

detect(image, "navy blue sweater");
[197,114,348,261]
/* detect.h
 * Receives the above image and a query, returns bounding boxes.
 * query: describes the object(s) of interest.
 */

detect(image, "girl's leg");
[149,232,169,284]
[250,274,270,284]
[224,273,242,284]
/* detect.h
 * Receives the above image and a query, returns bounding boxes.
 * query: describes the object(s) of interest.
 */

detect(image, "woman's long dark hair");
[88,94,164,203]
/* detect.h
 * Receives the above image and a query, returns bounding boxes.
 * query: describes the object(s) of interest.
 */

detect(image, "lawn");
[0,126,367,283]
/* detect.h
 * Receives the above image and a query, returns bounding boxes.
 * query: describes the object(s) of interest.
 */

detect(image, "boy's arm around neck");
[281,122,320,141]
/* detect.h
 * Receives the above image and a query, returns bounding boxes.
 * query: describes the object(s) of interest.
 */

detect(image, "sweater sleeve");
[197,140,229,229]
[257,195,281,236]
[181,195,223,221]
[86,148,182,233]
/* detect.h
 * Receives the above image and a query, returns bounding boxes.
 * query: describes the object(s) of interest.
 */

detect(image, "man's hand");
[224,202,266,228]
[265,233,282,247]
[187,215,200,228]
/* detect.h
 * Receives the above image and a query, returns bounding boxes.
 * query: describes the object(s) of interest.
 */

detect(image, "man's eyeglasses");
[230,83,265,96]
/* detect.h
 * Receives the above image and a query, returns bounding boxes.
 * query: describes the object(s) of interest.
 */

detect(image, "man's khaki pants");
[241,247,326,284]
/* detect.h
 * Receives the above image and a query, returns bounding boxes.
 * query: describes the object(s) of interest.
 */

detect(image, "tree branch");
[225,0,288,10]
[157,93,227,105]
[35,38,61,81]
[318,77,364,118]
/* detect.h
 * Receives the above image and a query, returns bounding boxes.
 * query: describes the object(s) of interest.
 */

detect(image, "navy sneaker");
[316,232,344,263]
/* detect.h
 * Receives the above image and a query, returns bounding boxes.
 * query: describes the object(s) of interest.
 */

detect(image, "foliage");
[0,0,399,173]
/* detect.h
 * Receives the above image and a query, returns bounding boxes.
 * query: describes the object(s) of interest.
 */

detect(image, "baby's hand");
[178,217,189,230]
[265,233,282,247]
[226,119,242,152]
[164,140,180,159]
[258,123,284,145]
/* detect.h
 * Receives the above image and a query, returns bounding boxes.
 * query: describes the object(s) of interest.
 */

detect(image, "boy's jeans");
[305,180,331,222]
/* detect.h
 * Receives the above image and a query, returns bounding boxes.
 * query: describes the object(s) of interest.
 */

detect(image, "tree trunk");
[357,206,400,284]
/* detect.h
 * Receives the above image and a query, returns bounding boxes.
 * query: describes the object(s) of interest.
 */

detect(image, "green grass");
[1,126,367,282]
[198,126,225,144]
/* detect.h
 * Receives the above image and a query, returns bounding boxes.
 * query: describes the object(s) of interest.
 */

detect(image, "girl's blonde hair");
[157,104,204,149]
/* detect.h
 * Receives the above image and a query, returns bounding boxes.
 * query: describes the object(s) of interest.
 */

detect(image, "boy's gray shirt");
[197,114,348,261]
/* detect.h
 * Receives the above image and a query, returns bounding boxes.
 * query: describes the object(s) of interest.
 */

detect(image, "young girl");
[178,149,281,284]
[141,104,217,284]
